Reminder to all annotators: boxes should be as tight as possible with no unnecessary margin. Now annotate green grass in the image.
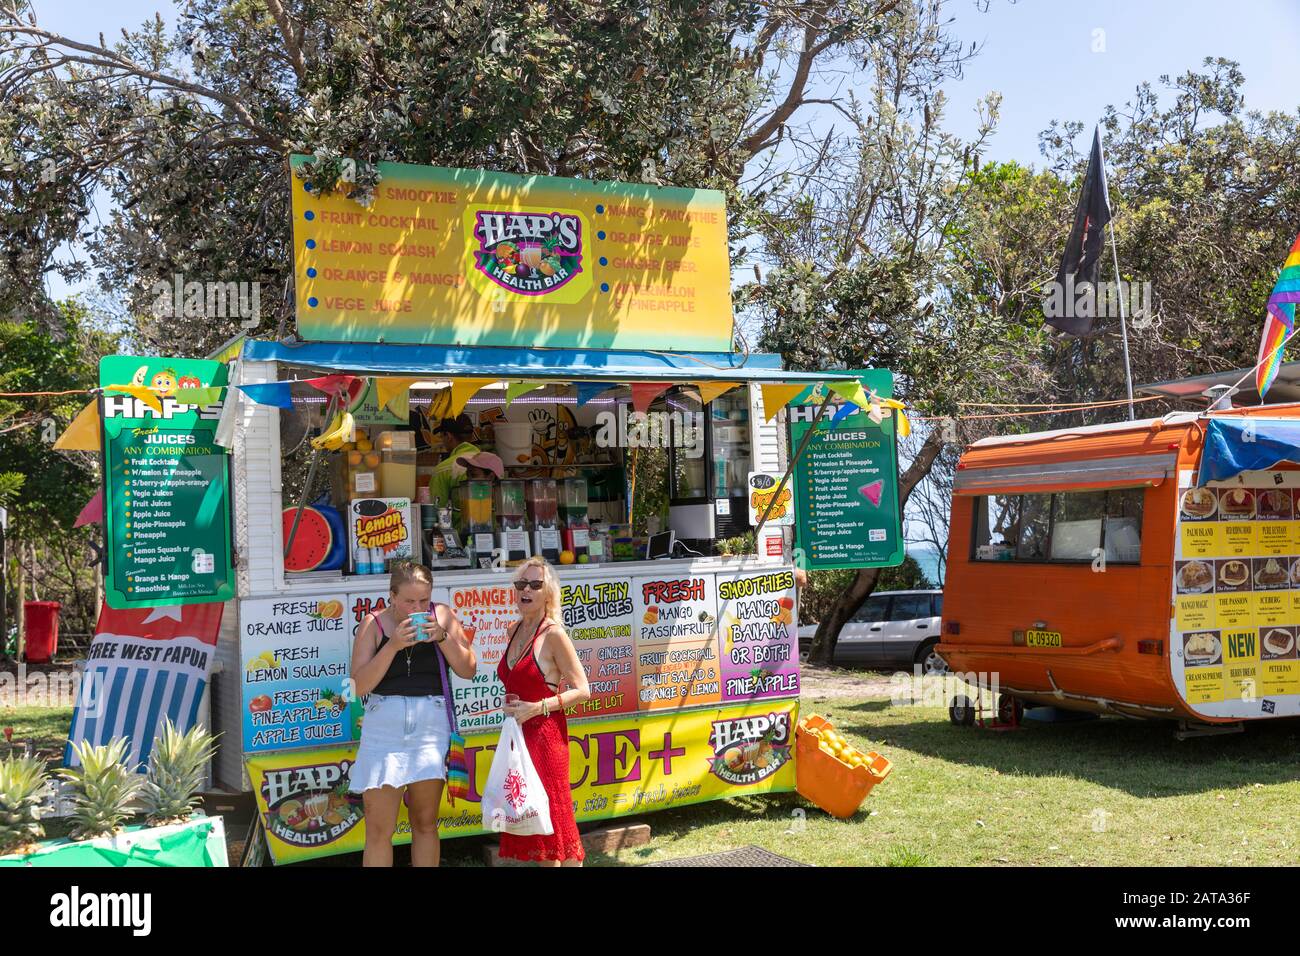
[0,704,73,763]
[440,688,1300,867]
[18,687,1300,866]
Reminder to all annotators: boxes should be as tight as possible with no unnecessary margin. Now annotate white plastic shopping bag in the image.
[481,716,554,836]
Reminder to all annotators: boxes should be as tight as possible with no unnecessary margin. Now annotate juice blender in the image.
[527,478,561,562]
[460,479,496,568]
[496,480,531,564]
[560,477,589,559]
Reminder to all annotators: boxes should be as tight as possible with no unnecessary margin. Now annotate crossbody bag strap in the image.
[431,603,457,730]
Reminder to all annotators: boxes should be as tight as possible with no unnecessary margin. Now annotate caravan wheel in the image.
[949,695,975,727]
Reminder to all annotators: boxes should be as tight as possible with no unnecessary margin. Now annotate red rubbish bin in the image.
[23,601,60,663]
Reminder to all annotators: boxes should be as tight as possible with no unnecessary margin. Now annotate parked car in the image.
[798,589,945,673]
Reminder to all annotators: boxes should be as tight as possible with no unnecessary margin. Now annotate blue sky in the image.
[34,0,1300,300]
[942,0,1300,162]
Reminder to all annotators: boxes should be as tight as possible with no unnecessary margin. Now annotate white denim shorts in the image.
[347,693,451,793]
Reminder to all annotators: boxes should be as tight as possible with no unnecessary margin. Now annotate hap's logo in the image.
[469,207,586,296]
[707,711,792,786]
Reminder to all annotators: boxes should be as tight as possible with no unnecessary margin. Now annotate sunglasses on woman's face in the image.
[514,579,545,591]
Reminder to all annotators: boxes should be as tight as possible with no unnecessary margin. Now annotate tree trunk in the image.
[809,428,946,664]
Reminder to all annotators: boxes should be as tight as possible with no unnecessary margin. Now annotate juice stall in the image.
[941,403,1300,734]
[84,158,905,862]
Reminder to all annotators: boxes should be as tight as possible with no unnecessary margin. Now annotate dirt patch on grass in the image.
[800,664,899,700]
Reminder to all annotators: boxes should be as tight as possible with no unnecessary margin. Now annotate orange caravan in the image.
[940,403,1300,734]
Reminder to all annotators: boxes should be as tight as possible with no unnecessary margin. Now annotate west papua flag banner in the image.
[1047,126,1113,337]
[65,602,223,771]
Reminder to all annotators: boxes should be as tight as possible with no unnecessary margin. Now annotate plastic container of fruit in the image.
[795,714,892,818]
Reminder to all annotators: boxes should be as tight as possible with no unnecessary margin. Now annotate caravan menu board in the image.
[1171,472,1300,718]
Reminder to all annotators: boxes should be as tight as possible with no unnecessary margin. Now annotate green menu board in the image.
[789,369,903,570]
[99,356,234,608]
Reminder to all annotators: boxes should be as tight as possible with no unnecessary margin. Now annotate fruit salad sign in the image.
[99,356,234,608]
[289,157,734,352]
[246,698,797,864]
[241,597,355,752]
[789,369,903,571]
[632,574,723,711]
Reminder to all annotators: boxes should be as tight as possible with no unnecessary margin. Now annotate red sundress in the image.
[496,620,585,862]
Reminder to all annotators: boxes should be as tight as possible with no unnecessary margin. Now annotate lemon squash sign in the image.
[289,157,734,351]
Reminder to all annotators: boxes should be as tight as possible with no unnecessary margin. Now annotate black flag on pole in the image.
[1045,126,1112,336]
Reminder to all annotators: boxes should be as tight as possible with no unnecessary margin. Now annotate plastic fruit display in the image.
[558,550,576,565]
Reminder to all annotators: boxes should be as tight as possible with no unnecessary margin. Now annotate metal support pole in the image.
[1110,219,1135,421]
[753,393,834,542]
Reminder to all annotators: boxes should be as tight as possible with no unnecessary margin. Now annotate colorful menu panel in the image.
[289,157,734,351]
[715,567,801,701]
[1172,476,1300,717]
[243,566,800,753]
[561,578,637,718]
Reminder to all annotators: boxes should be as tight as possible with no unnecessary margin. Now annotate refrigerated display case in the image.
[668,388,753,552]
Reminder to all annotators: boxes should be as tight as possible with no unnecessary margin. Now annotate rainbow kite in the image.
[1257,233,1300,398]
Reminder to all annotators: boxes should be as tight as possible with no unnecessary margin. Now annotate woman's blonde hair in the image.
[389,560,433,595]
[513,556,562,623]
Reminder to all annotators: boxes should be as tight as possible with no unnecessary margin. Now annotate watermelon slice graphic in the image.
[859,480,884,507]
[283,506,335,571]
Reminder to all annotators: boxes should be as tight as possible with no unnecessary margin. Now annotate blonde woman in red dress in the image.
[498,556,590,865]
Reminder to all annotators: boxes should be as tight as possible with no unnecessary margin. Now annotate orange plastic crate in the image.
[795,714,892,819]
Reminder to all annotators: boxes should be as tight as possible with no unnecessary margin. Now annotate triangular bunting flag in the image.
[448,378,496,418]
[693,381,742,406]
[103,384,162,414]
[878,398,911,437]
[174,386,224,407]
[505,381,547,407]
[375,377,420,414]
[575,381,614,406]
[73,488,103,528]
[760,383,808,422]
[237,381,294,409]
[305,375,360,399]
[53,400,101,451]
[827,379,872,412]
[829,402,859,429]
[631,382,672,414]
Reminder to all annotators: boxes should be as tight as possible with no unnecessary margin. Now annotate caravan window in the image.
[972,489,1143,564]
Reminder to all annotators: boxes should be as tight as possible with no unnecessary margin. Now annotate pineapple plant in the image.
[141,720,218,826]
[0,754,52,856]
[60,738,143,841]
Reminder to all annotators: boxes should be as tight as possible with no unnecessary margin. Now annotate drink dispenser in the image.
[460,479,496,568]
[527,479,561,562]
[560,477,589,559]
[496,480,531,564]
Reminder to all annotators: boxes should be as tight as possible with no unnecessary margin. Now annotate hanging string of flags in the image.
[41,372,916,454]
